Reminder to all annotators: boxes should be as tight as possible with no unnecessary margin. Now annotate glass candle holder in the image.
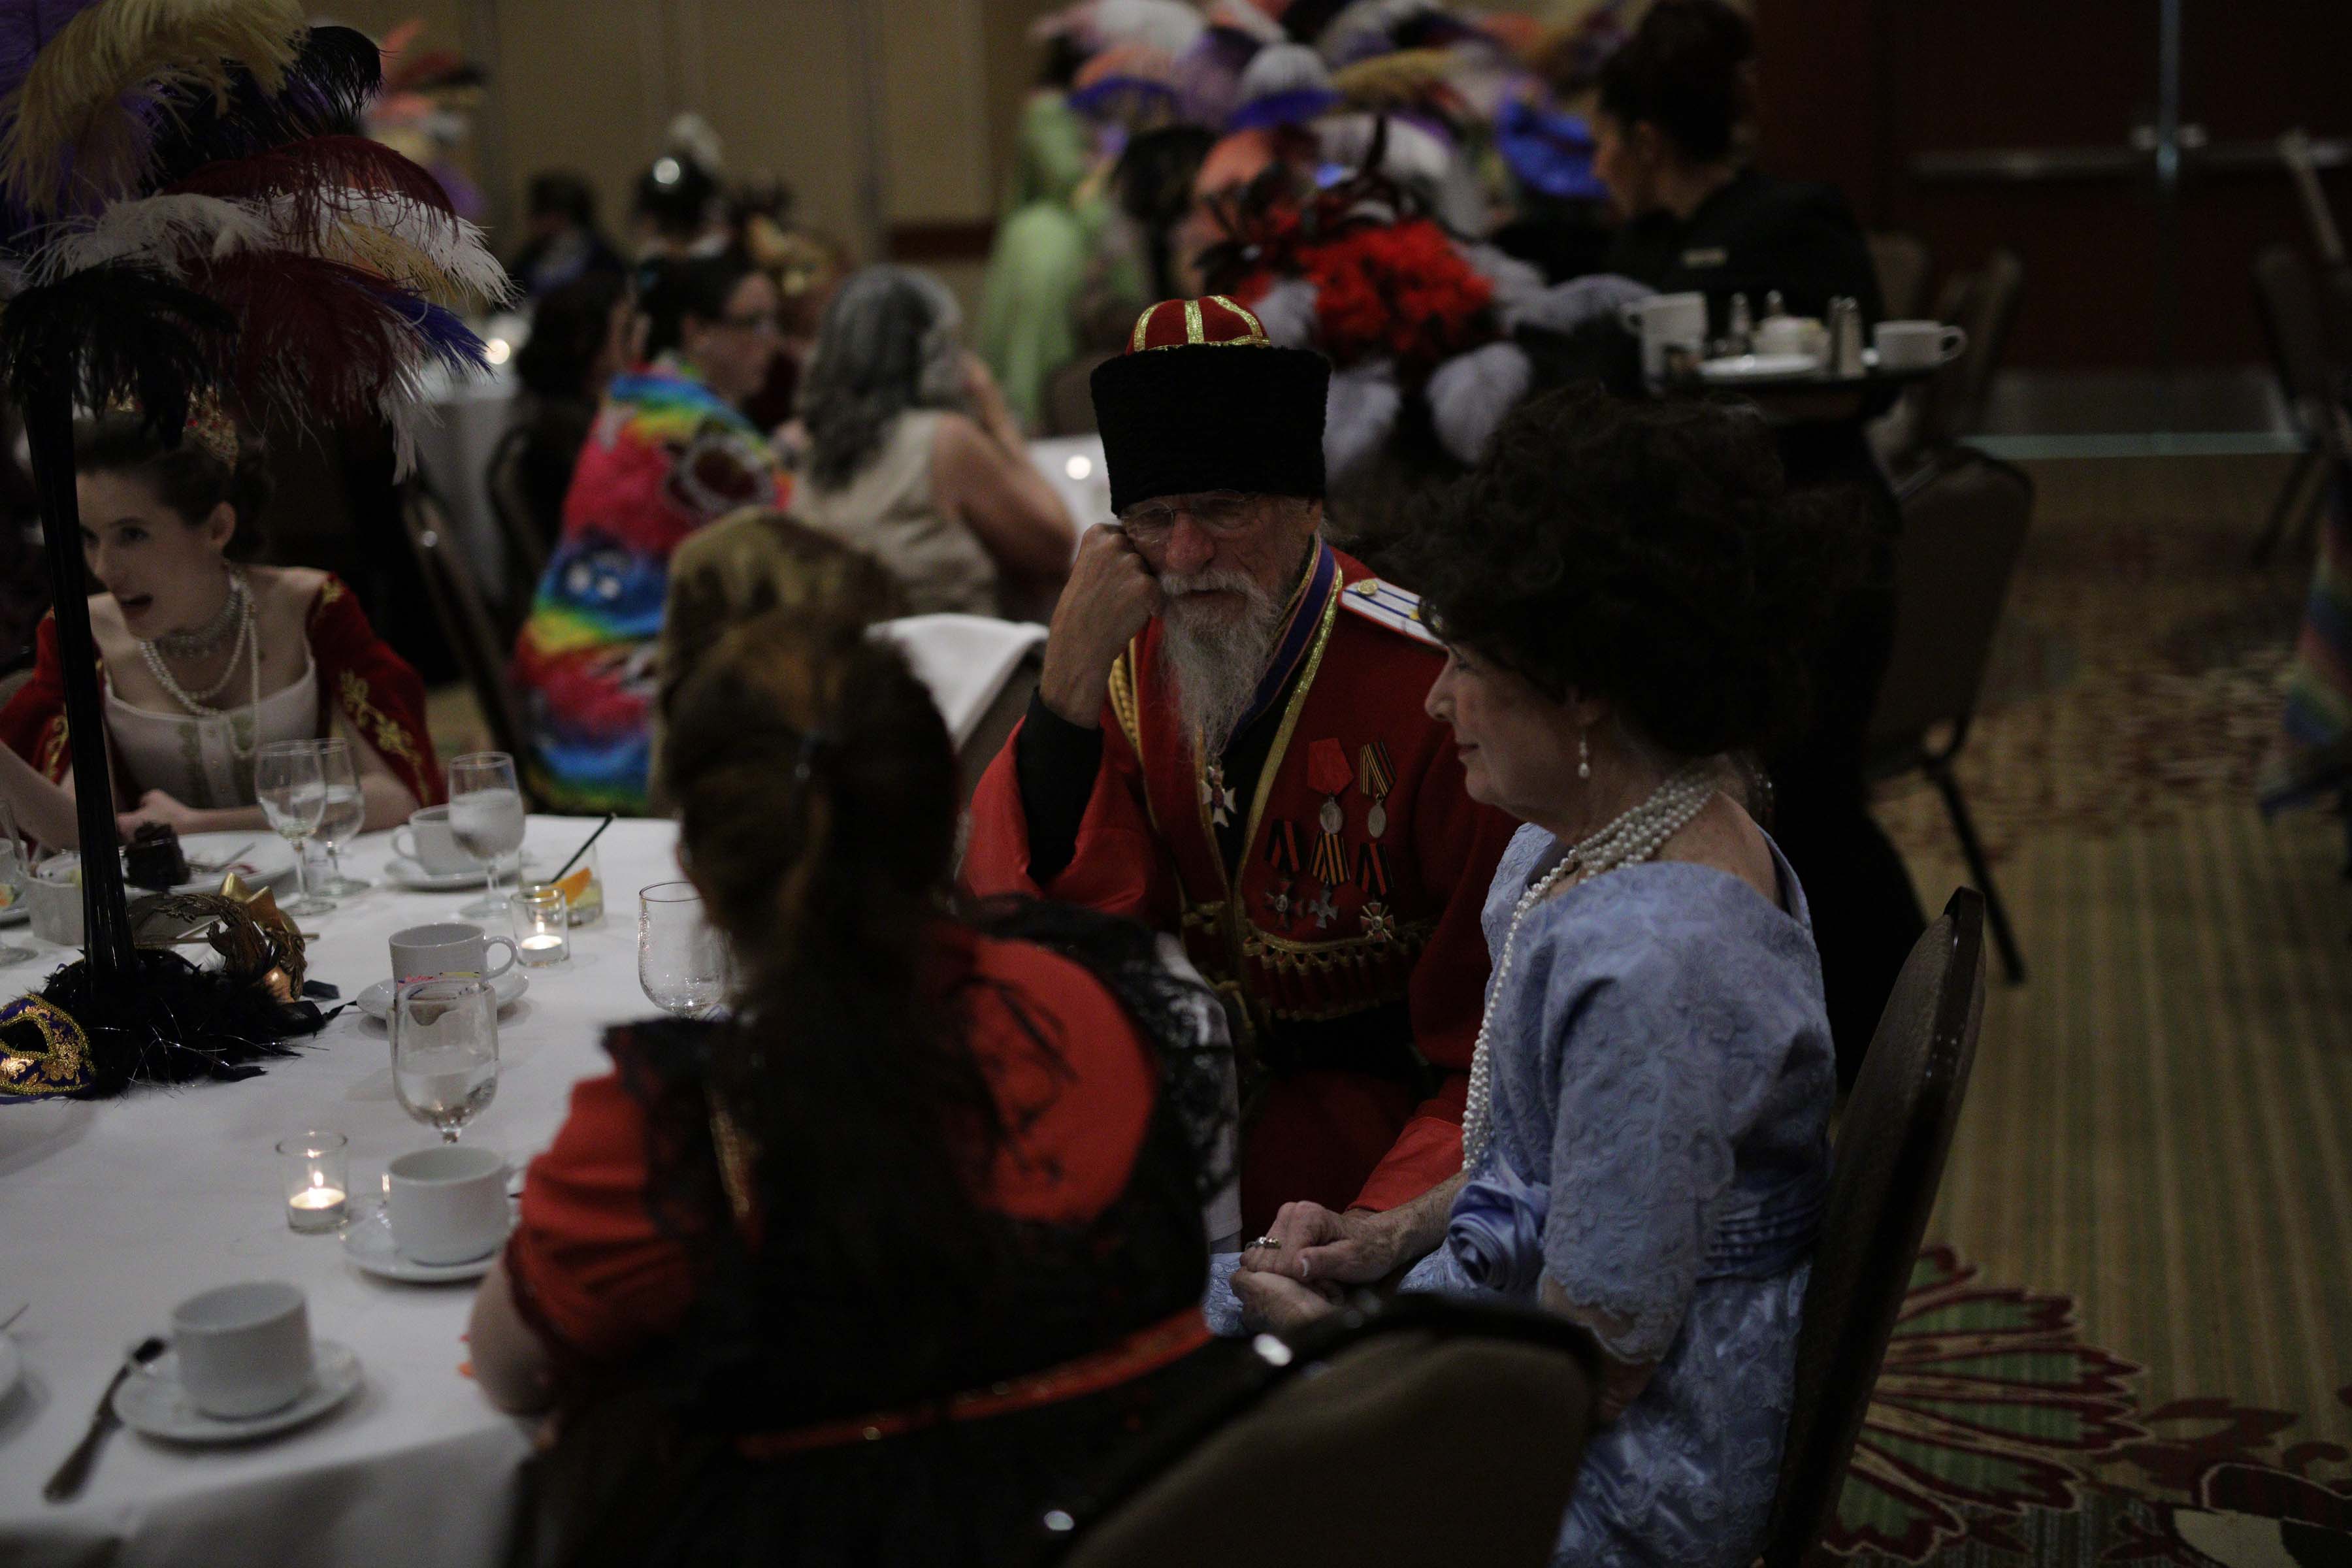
[512,885,570,967]
[279,1132,350,1232]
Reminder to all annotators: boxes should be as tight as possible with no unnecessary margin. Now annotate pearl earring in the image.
[1577,732,1591,781]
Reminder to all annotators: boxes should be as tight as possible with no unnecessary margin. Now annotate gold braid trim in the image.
[33,713,69,781]
[338,670,423,770]
[1107,649,1142,757]
[1243,920,1437,970]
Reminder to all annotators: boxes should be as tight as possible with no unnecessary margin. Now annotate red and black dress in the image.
[502,923,1241,1567]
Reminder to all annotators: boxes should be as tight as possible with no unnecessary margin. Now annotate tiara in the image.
[102,391,239,466]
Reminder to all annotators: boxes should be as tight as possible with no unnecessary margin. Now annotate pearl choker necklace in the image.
[138,572,262,753]
[148,572,247,659]
[1460,762,1720,1168]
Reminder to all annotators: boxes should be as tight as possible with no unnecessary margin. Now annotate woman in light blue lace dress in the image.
[1220,385,1854,1565]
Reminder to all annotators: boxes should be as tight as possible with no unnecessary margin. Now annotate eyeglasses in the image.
[1119,492,1262,543]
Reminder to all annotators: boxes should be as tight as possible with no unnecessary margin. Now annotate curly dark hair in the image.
[1392,383,1863,759]
[1596,0,1756,165]
[73,412,274,561]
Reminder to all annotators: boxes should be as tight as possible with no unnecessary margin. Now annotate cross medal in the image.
[1200,760,1237,828]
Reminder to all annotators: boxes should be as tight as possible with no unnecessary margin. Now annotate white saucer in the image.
[0,1333,19,1405]
[0,901,25,928]
[1699,351,1823,381]
[114,1341,361,1443]
[382,853,532,892]
[168,831,297,893]
[353,970,529,1021]
[342,1206,504,1282]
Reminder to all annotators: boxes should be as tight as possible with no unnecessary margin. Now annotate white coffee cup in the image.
[389,921,517,985]
[386,1145,510,1265]
[392,806,473,876]
[1872,319,1967,370]
[171,1281,314,1419]
[1618,291,1708,380]
[1754,314,1827,360]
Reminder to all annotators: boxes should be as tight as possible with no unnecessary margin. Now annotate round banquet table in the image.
[0,815,679,1568]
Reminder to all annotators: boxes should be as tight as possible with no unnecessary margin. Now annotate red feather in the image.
[185,250,420,426]
[166,135,455,239]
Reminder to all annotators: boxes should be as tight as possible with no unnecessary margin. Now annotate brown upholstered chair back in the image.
[399,483,533,774]
[483,423,552,634]
[2253,245,2340,431]
[1759,889,1987,1566]
[1914,250,2023,450]
[1869,450,2033,759]
[958,649,1041,806]
[1056,1301,1600,1568]
[1866,232,1933,321]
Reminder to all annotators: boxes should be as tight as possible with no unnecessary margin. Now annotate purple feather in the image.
[0,0,112,105]
[364,282,490,376]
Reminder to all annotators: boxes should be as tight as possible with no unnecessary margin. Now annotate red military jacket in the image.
[963,546,1516,1213]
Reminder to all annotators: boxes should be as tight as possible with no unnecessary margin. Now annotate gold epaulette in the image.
[1339,578,1442,648]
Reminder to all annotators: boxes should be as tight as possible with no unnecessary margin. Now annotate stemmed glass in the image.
[253,740,333,917]
[0,800,37,966]
[311,738,370,897]
[391,978,499,1143]
[448,752,527,921]
[638,882,732,1019]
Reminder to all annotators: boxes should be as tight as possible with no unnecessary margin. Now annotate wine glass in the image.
[311,738,370,897]
[391,978,499,1143]
[253,740,333,917]
[0,800,36,966]
[448,752,527,920]
[638,882,731,1019]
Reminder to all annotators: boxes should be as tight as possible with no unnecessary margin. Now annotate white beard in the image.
[1159,568,1286,749]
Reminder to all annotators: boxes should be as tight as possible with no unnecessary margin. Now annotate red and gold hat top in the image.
[1127,295,1273,353]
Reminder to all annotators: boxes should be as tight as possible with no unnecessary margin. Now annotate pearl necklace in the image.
[138,574,263,754]
[150,572,246,659]
[1460,762,1720,1168]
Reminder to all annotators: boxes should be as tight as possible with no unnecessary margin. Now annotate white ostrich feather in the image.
[1458,242,1546,315]
[1207,0,1284,43]
[29,193,272,282]
[1315,0,1433,63]
[1092,0,1207,55]
[1236,41,1331,103]
[1249,278,1320,348]
[1426,340,1531,466]
[1324,359,1401,483]
[258,191,510,310]
[1503,273,1656,336]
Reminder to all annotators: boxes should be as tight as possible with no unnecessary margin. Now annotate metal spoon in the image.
[43,1337,168,1503]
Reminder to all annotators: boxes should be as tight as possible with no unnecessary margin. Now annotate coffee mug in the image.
[1618,291,1708,380]
[389,921,517,985]
[391,806,472,876]
[1872,319,1967,370]
[1754,314,1827,360]
[171,1281,314,1419]
[386,1145,510,1264]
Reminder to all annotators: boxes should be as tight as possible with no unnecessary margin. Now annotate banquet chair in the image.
[1912,250,2023,457]
[957,649,1040,804]
[483,423,552,632]
[1047,1296,1601,1568]
[1757,887,1987,1568]
[399,482,535,776]
[1865,232,1933,321]
[1868,448,2033,983]
[2251,245,2338,566]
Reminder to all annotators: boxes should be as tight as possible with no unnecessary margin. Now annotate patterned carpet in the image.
[1833,453,2352,1567]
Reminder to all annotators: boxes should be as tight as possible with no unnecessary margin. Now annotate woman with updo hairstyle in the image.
[0,408,438,852]
[509,249,791,813]
[1228,386,1842,1567]
[471,609,1241,1565]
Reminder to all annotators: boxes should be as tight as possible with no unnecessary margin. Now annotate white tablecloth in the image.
[0,816,676,1567]
[413,361,523,602]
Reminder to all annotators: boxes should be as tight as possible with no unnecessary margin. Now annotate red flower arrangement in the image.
[1293,218,1494,378]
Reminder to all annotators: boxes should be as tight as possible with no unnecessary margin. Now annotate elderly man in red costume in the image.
[962,295,1516,1272]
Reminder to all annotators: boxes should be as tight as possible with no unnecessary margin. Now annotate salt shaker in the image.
[1725,293,1754,356]
[1763,289,1787,321]
[1826,297,1866,377]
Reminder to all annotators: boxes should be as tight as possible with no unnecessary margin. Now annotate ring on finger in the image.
[1247,1235,1282,1251]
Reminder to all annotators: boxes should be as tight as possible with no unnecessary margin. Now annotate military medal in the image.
[1264,822,1304,924]
[1200,760,1237,828]
[1358,740,1394,840]
[1305,738,1352,886]
[1358,902,1397,943]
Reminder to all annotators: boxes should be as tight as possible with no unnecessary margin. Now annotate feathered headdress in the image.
[0,1,508,1085]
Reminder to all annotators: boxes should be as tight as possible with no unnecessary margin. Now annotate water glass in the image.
[312,738,370,896]
[0,799,34,966]
[391,978,499,1143]
[254,740,333,916]
[511,885,569,967]
[638,882,730,1019]
[278,1131,350,1232]
[448,752,527,920]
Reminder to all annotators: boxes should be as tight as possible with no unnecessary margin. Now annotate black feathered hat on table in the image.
[1090,293,1331,514]
[0,2,508,1094]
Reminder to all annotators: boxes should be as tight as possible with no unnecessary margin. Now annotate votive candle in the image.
[512,884,570,967]
[279,1132,349,1232]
